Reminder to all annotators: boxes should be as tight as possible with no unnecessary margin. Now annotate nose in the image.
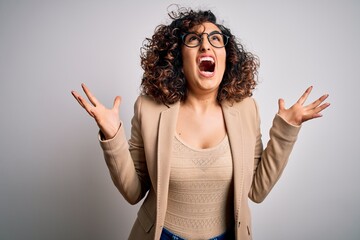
[200,34,211,51]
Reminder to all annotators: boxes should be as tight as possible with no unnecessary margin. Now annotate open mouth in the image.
[199,56,215,74]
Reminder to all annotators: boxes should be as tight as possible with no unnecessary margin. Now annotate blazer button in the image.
[238,221,241,228]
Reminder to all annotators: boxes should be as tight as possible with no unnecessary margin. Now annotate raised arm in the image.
[71,84,147,204]
[249,86,330,203]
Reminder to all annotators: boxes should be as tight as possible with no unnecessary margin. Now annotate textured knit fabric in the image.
[164,134,233,239]
[99,96,301,240]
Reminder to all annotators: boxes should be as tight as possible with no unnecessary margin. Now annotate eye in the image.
[187,34,200,42]
[210,33,222,42]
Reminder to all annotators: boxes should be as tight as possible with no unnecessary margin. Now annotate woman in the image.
[71,8,329,240]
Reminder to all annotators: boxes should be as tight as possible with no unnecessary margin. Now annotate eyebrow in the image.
[189,30,222,35]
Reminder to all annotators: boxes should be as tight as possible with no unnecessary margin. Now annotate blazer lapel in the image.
[155,101,180,238]
[221,101,245,223]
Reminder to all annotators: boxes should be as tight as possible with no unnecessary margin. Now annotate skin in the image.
[71,23,330,143]
[177,22,227,149]
[72,83,121,140]
[181,22,226,101]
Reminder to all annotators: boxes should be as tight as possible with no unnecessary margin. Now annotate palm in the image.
[278,86,330,126]
[71,84,121,139]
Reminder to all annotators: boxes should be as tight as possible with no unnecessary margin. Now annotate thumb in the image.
[278,98,285,111]
[113,96,122,110]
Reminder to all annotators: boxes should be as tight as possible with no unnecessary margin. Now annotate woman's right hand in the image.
[71,83,121,140]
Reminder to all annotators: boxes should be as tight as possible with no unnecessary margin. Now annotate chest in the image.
[176,105,227,149]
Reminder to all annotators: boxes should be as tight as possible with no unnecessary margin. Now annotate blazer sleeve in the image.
[248,100,301,203]
[99,96,150,205]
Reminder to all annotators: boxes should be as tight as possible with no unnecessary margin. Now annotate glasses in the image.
[181,31,229,48]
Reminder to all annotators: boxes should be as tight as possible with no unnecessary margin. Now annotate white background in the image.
[0,0,359,239]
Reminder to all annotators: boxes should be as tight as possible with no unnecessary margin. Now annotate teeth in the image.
[199,57,214,63]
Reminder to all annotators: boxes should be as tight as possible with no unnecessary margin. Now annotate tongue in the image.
[199,61,214,72]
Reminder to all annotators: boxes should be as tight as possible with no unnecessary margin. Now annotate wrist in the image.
[102,122,121,140]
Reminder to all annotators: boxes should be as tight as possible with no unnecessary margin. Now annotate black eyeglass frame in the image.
[181,32,230,48]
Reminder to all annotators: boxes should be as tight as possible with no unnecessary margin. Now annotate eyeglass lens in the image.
[183,33,227,48]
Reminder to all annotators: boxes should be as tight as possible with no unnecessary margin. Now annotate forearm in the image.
[249,114,301,203]
[100,123,144,205]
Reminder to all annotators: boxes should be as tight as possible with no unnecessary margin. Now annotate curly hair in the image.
[140,6,259,104]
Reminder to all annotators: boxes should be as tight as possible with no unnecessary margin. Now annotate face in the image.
[181,22,227,98]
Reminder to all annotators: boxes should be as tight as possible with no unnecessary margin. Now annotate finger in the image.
[305,94,329,110]
[302,111,323,123]
[297,86,313,105]
[75,93,95,118]
[81,83,100,107]
[313,102,330,114]
[278,98,285,111]
[71,90,85,108]
[311,113,323,119]
[113,96,122,110]
[303,102,330,122]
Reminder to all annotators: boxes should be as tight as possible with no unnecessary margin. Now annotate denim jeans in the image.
[160,227,233,240]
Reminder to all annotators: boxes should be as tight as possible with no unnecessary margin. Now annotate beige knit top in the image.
[164,134,234,239]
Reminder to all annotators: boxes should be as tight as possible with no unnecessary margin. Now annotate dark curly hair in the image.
[140,6,259,104]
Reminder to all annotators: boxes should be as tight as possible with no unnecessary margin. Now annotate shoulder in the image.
[223,97,258,113]
[134,95,169,111]
[133,95,179,119]
[222,97,260,126]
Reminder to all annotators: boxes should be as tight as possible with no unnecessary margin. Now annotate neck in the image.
[182,92,219,113]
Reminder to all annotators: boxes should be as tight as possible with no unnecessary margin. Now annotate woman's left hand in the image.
[278,86,330,126]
